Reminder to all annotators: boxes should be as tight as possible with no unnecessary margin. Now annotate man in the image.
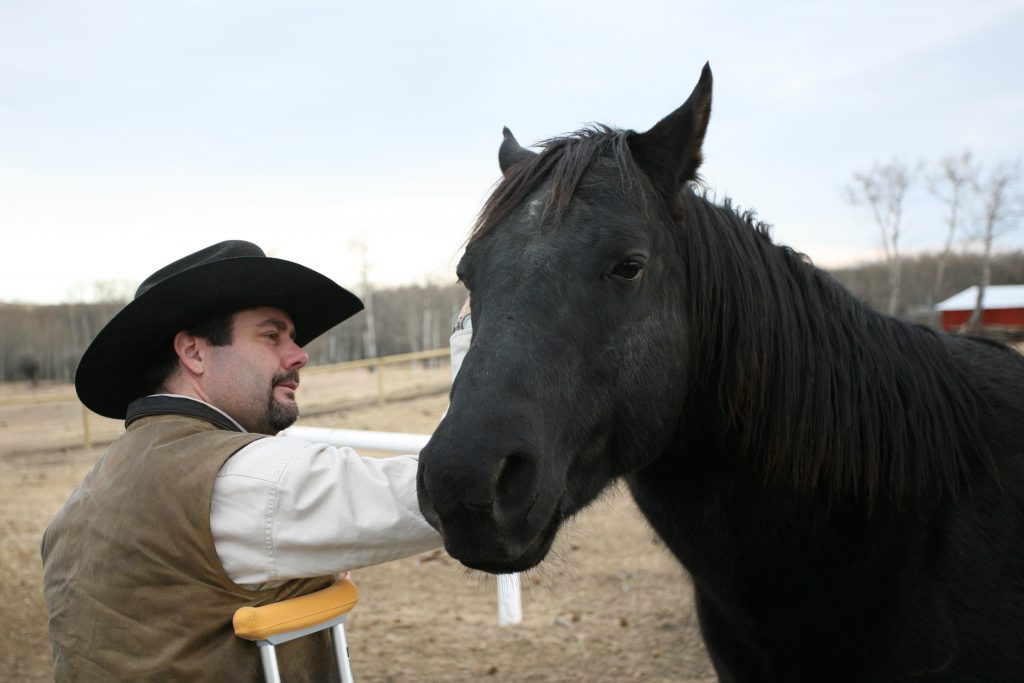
[41,240,470,682]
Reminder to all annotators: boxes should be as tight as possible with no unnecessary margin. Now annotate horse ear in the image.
[629,63,712,197]
[499,127,538,174]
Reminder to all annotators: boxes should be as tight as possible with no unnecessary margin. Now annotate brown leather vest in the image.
[41,398,339,682]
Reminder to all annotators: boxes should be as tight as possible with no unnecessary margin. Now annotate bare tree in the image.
[348,237,378,360]
[966,160,1024,333]
[845,159,918,315]
[928,151,979,324]
[91,279,136,304]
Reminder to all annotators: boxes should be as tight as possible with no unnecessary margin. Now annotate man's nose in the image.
[285,340,309,369]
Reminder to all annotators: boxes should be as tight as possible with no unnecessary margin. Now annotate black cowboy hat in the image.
[75,240,364,419]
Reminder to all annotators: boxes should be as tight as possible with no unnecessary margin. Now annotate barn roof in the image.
[935,285,1024,311]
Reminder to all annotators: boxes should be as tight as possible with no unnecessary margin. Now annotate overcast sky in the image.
[2,0,1022,303]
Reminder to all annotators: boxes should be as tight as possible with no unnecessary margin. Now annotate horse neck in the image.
[677,196,982,504]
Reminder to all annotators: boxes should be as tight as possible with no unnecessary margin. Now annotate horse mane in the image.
[684,198,990,503]
[471,126,989,504]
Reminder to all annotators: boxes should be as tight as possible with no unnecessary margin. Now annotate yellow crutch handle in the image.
[233,578,359,642]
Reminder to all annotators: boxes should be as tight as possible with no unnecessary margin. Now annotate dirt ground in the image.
[0,364,715,682]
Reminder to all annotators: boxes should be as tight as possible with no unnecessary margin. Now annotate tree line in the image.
[1,282,467,385]
[4,248,1023,385]
[830,249,1024,324]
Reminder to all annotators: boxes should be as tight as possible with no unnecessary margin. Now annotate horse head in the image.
[417,66,713,573]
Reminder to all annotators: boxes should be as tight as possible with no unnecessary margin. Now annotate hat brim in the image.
[75,255,364,419]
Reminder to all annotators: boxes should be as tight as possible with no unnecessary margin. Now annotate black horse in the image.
[417,65,1024,682]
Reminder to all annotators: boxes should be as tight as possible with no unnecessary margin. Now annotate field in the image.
[0,363,715,682]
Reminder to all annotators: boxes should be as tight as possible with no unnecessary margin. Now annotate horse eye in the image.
[610,259,645,281]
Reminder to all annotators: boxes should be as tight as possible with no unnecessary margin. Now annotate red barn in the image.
[936,285,1024,332]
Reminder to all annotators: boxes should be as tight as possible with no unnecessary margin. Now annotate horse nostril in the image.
[493,451,538,517]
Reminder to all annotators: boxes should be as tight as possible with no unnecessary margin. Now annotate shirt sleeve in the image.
[211,437,442,587]
[450,328,472,379]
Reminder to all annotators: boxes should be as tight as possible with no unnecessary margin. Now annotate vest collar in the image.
[125,395,247,433]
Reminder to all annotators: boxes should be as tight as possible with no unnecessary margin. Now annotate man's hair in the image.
[142,312,236,395]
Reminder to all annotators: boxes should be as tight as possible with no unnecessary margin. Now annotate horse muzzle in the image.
[417,427,565,573]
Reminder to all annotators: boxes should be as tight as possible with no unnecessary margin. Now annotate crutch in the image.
[233,577,359,683]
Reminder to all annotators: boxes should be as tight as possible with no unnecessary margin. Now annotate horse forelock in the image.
[470,125,657,244]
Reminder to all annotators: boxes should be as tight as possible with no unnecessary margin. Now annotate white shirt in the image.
[209,329,471,590]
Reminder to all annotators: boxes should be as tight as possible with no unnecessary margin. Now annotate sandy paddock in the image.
[0,363,713,682]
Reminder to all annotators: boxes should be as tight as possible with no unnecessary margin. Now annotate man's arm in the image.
[211,324,470,589]
[212,438,439,588]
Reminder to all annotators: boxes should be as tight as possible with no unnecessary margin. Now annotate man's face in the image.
[203,307,309,435]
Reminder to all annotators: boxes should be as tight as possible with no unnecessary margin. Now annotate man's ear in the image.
[172,330,207,376]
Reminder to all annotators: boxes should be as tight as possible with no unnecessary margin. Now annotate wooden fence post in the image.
[376,358,386,406]
[81,404,92,449]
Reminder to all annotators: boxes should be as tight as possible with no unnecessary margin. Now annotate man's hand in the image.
[453,295,471,333]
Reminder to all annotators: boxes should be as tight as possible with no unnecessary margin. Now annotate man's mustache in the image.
[272,370,300,387]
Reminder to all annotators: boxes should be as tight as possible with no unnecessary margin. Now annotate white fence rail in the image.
[283,426,431,453]
[281,425,523,626]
